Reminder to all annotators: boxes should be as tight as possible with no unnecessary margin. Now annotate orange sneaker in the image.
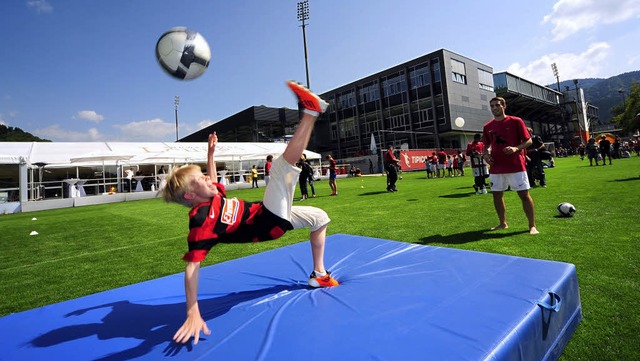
[287,81,329,115]
[308,271,339,288]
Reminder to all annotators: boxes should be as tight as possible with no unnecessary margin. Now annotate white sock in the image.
[314,270,327,277]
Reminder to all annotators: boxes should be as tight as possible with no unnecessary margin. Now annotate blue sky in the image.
[1,0,639,142]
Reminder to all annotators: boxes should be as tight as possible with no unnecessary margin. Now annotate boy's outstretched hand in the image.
[173,313,211,344]
[208,132,217,152]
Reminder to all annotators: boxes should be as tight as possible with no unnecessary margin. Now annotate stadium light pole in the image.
[297,0,311,89]
[573,79,585,146]
[551,63,561,92]
[174,96,180,142]
[550,63,567,140]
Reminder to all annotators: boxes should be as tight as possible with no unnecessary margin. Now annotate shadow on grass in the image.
[358,191,392,196]
[417,229,529,245]
[439,192,477,199]
[609,177,640,182]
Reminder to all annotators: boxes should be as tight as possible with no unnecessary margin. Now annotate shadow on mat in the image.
[30,284,306,361]
[418,229,529,245]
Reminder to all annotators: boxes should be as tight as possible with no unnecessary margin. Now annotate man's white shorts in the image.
[489,171,530,192]
[262,156,330,232]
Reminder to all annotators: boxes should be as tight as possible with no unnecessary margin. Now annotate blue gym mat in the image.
[0,234,582,361]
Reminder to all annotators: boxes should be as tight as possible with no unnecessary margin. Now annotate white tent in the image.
[0,141,320,166]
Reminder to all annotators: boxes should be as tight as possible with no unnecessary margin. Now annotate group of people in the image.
[584,135,615,166]
[423,151,466,179]
[155,82,543,346]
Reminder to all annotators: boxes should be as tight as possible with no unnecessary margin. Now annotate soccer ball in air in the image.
[155,27,211,80]
[557,202,576,217]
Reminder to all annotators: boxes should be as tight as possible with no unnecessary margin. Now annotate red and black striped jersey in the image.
[183,187,293,262]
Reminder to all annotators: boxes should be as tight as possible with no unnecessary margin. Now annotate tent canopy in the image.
[0,142,321,166]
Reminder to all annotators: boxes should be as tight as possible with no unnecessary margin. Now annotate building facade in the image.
[180,106,301,143]
[313,49,495,158]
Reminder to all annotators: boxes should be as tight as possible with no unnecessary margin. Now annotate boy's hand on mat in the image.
[173,315,211,344]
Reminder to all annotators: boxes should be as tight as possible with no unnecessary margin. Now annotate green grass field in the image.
[1,155,639,360]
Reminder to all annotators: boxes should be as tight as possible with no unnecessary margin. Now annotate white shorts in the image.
[437,164,445,170]
[489,171,530,192]
[262,157,330,232]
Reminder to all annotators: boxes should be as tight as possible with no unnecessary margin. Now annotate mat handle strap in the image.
[537,291,562,312]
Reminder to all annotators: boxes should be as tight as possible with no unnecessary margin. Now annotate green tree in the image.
[611,82,640,134]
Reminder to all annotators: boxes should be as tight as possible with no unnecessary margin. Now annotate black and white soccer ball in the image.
[156,27,211,80]
[557,202,576,217]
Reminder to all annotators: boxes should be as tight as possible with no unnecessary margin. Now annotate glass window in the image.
[382,73,407,97]
[451,59,466,84]
[478,68,494,91]
[358,81,380,104]
[409,63,430,89]
[338,90,355,109]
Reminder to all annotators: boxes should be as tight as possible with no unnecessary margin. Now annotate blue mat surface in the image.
[0,234,581,361]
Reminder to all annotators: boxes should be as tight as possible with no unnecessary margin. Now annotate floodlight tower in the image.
[174,96,180,142]
[573,79,585,146]
[297,0,311,89]
[551,63,567,141]
[551,63,561,92]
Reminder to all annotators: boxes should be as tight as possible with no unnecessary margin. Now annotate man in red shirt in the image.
[264,154,273,185]
[436,149,447,178]
[482,97,539,235]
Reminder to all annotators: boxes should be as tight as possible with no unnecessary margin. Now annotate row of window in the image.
[333,59,493,111]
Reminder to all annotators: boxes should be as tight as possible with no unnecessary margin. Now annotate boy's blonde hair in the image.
[161,164,201,207]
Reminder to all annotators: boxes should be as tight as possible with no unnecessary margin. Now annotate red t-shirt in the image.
[466,141,485,168]
[482,116,530,174]
[264,161,272,176]
[183,183,293,262]
[437,151,447,164]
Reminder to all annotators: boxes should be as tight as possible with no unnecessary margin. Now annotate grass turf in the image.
[1,155,639,360]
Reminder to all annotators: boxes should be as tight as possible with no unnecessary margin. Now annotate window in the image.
[382,73,407,97]
[337,90,355,109]
[359,82,380,104]
[389,114,407,129]
[409,64,430,89]
[451,59,466,84]
[478,68,494,91]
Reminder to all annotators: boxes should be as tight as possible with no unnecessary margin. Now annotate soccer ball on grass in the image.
[557,202,576,217]
[156,27,211,80]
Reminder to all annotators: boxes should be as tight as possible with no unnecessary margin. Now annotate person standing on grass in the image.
[161,81,339,345]
[326,154,338,196]
[264,155,273,186]
[482,96,539,235]
[586,137,599,166]
[525,127,547,188]
[599,135,612,166]
[466,133,488,194]
[384,144,400,192]
[251,165,259,188]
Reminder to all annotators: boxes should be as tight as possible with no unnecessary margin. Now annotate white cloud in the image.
[34,125,102,142]
[197,119,216,130]
[507,42,611,85]
[27,0,53,14]
[73,110,104,123]
[0,115,6,126]
[114,118,176,141]
[544,0,640,41]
